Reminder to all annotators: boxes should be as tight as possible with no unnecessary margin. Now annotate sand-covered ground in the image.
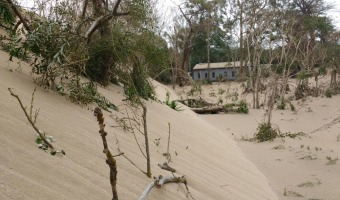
[0,50,278,199]
[175,81,340,200]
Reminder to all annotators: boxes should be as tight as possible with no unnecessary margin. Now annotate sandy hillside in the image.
[0,50,278,200]
[176,82,340,200]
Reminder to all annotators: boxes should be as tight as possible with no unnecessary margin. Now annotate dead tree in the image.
[94,107,119,200]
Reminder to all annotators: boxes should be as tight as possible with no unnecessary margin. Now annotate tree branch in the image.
[8,88,54,149]
[94,107,118,200]
[158,162,176,173]
[6,0,31,32]
[84,0,128,40]
[139,175,186,200]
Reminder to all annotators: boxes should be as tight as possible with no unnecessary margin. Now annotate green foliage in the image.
[218,88,225,95]
[164,92,182,111]
[283,188,303,197]
[35,133,65,156]
[277,98,286,110]
[255,123,278,142]
[289,102,296,112]
[86,35,117,85]
[187,81,203,96]
[296,70,314,81]
[326,156,338,165]
[237,100,249,114]
[279,132,305,139]
[325,89,332,98]
[0,2,15,26]
[68,81,117,112]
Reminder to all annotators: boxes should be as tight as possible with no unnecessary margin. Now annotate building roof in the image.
[193,61,242,70]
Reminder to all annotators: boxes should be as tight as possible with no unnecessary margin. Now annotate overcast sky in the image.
[19,0,340,29]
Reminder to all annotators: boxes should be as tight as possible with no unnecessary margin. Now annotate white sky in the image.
[19,0,340,29]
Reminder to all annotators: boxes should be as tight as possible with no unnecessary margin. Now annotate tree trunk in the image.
[331,69,337,86]
[142,105,151,178]
[238,0,245,81]
[267,75,279,125]
[315,74,319,97]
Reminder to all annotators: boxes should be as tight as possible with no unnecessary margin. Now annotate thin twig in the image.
[8,88,54,149]
[166,123,171,163]
[113,132,147,175]
[29,86,37,120]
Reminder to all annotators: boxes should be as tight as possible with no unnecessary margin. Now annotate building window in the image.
[212,72,215,78]
[205,73,208,78]
[232,71,235,77]
[197,73,200,79]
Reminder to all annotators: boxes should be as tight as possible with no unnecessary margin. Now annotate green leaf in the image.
[35,137,43,144]
[50,150,57,156]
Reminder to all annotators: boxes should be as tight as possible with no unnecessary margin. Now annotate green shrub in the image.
[325,89,332,98]
[68,81,117,111]
[289,102,296,112]
[237,100,249,114]
[255,123,278,142]
[164,92,182,111]
[218,88,225,95]
[277,98,286,110]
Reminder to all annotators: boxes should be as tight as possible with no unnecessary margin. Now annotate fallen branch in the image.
[158,162,176,173]
[191,106,223,114]
[94,107,119,200]
[166,123,171,163]
[139,175,186,200]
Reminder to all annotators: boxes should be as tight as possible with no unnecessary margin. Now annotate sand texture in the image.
[175,81,340,200]
[0,50,277,200]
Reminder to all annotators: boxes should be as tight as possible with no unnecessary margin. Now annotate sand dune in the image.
[179,82,340,199]
[0,50,277,200]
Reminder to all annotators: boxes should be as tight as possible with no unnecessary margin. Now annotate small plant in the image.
[297,181,315,187]
[307,107,313,112]
[279,132,305,139]
[289,102,296,112]
[325,89,332,98]
[237,100,249,114]
[272,145,285,150]
[164,92,182,111]
[209,92,216,97]
[218,88,225,95]
[68,81,117,112]
[300,155,317,160]
[153,138,161,147]
[283,188,303,197]
[326,156,338,165]
[187,81,202,96]
[9,88,65,156]
[277,98,286,110]
[298,179,322,188]
[255,123,278,142]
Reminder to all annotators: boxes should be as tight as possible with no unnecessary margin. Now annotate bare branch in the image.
[139,175,187,200]
[8,88,54,149]
[94,107,118,200]
[158,162,176,173]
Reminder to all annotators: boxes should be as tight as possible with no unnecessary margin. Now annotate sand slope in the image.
[0,50,277,200]
[189,82,340,200]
